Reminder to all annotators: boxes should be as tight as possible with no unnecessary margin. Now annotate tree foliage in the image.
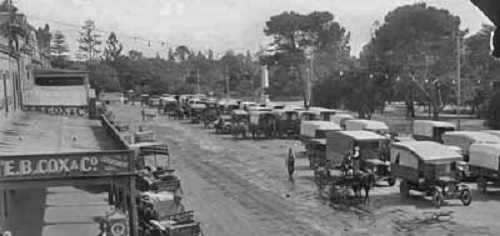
[50,30,69,68]
[78,20,102,61]
[264,11,350,106]
[360,3,465,120]
[103,32,123,61]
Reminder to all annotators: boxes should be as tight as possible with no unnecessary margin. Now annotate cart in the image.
[469,143,500,193]
[231,110,250,139]
[412,120,456,143]
[391,141,472,208]
[214,115,232,134]
[326,130,394,186]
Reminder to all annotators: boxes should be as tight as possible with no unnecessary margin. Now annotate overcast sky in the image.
[17,0,492,58]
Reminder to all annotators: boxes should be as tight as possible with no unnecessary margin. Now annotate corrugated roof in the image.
[392,141,463,163]
[337,130,387,140]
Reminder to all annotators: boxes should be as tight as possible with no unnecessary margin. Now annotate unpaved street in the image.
[111,105,499,236]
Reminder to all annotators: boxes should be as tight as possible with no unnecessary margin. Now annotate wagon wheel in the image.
[399,180,410,200]
[432,189,443,209]
[460,189,472,206]
[477,177,487,193]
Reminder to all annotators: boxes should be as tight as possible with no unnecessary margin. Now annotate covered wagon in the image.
[326,130,393,186]
[412,120,456,143]
[391,141,472,208]
[469,143,500,193]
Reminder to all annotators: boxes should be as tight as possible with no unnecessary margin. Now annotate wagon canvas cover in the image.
[326,130,387,165]
[390,141,463,169]
[413,120,456,137]
[300,121,341,138]
[331,114,353,126]
[345,119,389,132]
[442,131,500,155]
[469,143,500,171]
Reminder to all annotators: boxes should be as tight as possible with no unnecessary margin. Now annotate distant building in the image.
[99,92,126,105]
[0,2,51,120]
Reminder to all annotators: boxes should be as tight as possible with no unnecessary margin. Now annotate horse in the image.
[351,173,373,205]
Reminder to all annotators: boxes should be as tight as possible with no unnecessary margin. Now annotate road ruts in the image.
[152,123,374,236]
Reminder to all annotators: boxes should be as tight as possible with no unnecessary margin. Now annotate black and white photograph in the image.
[0,0,500,235]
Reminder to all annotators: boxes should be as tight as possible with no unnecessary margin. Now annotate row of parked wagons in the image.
[150,95,500,208]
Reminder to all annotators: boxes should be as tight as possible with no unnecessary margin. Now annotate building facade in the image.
[0,9,51,121]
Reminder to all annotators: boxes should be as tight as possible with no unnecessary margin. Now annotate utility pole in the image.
[225,68,230,99]
[196,69,200,94]
[310,50,314,107]
[457,34,461,130]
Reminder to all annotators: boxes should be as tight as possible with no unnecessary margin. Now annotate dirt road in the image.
[111,105,498,236]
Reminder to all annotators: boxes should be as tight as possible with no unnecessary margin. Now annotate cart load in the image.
[442,131,500,160]
[139,191,183,220]
[149,211,202,236]
[390,141,471,208]
[412,120,456,143]
[345,119,390,135]
[331,114,354,129]
[300,121,341,140]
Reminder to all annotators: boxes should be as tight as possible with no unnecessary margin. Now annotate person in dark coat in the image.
[287,147,296,180]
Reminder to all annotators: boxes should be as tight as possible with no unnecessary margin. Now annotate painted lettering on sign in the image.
[24,106,89,117]
[0,151,132,181]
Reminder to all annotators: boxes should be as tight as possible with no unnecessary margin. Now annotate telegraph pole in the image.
[196,69,200,94]
[310,50,314,107]
[225,68,230,99]
[457,34,461,130]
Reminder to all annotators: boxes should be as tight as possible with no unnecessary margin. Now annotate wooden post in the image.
[128,176,139,236]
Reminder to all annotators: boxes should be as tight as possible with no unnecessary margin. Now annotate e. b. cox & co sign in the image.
[0,150,133,181]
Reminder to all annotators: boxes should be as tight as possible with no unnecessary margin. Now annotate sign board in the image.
[24,105,89,117]
[0,150,134,181]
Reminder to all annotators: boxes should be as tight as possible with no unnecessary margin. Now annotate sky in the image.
[15,0,493,58]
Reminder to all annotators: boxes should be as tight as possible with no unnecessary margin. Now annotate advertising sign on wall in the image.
[0,150,133,181]
[23,105,89,117]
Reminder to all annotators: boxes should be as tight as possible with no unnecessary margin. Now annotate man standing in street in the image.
[287,146,296,181]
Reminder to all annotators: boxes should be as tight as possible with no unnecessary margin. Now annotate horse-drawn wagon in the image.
[231,110,250,139]
[412,120,456,143]
[326,130,394,186]
[189,104,206,124]
[274,109,300,138]
[331,114,354,130]
[391,141,472,208]
[249,108,275,139]
[214,115,233,134]
[469,143,500,193]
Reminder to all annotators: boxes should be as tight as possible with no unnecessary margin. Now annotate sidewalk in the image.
[0,112,117,236]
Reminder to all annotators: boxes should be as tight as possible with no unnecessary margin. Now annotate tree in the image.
[50,31,70,68]
[263,11,350,107]
[360,3,465,120]
[78,20,102,62]
[128,50,144,61]
[168,47,175,61]
[89,63,121,95]
[102,32,123,61]
[175,45,190,62]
